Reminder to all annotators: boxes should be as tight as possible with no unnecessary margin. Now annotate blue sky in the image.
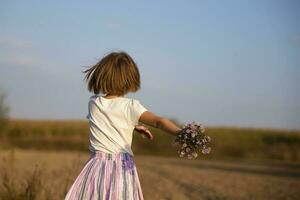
[0,0,299,130]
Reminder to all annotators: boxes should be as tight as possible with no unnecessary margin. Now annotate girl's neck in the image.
[103,94,124,99]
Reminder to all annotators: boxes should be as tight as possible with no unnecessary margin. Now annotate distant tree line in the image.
[0,90,10,132]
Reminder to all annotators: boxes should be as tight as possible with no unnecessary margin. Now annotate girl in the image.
[64,51,182,200]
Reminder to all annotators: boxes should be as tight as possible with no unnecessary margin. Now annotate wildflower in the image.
[185,147,190,152]
[205,136,211,142]
[173,121,211,159]
[191,125,197,131]
[202,147,211,154]
[200,125,205,133]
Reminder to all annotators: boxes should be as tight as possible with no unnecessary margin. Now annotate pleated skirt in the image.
[64,151,144,200]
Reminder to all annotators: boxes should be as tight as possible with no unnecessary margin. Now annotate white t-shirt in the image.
[86,94,148,156]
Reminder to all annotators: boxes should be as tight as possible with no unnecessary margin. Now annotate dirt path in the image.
[136,155,300,200]
[0,149,299,200]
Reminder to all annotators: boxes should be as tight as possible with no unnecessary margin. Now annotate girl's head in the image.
[83,51,140,96]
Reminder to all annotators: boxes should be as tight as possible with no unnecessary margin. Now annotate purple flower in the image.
[202,147,211,154]
[173,121,211,159]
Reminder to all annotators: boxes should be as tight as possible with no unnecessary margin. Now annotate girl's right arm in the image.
[138,111,182,136]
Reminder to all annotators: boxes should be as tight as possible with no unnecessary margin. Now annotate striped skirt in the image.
[64,151,144,200]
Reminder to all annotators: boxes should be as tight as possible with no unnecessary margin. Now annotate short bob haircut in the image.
[82,51,141,96]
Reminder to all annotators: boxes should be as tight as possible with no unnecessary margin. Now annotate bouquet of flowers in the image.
[173,121,211,159]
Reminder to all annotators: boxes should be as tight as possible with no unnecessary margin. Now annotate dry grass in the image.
[0,149,299,200]
[0,149,84,200]
[1,119,300,162]
[1,119,300,199]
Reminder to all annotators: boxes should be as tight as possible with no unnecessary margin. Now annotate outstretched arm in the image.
[138,111,182,136]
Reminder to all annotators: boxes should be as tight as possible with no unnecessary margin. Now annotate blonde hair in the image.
[82,51,141,95]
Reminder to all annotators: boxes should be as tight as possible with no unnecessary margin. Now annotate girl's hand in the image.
[134,125,154,140]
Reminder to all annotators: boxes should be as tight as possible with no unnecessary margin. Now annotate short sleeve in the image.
[86,101,91,119]
[86,96,94,120]
[129,99,148,126]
